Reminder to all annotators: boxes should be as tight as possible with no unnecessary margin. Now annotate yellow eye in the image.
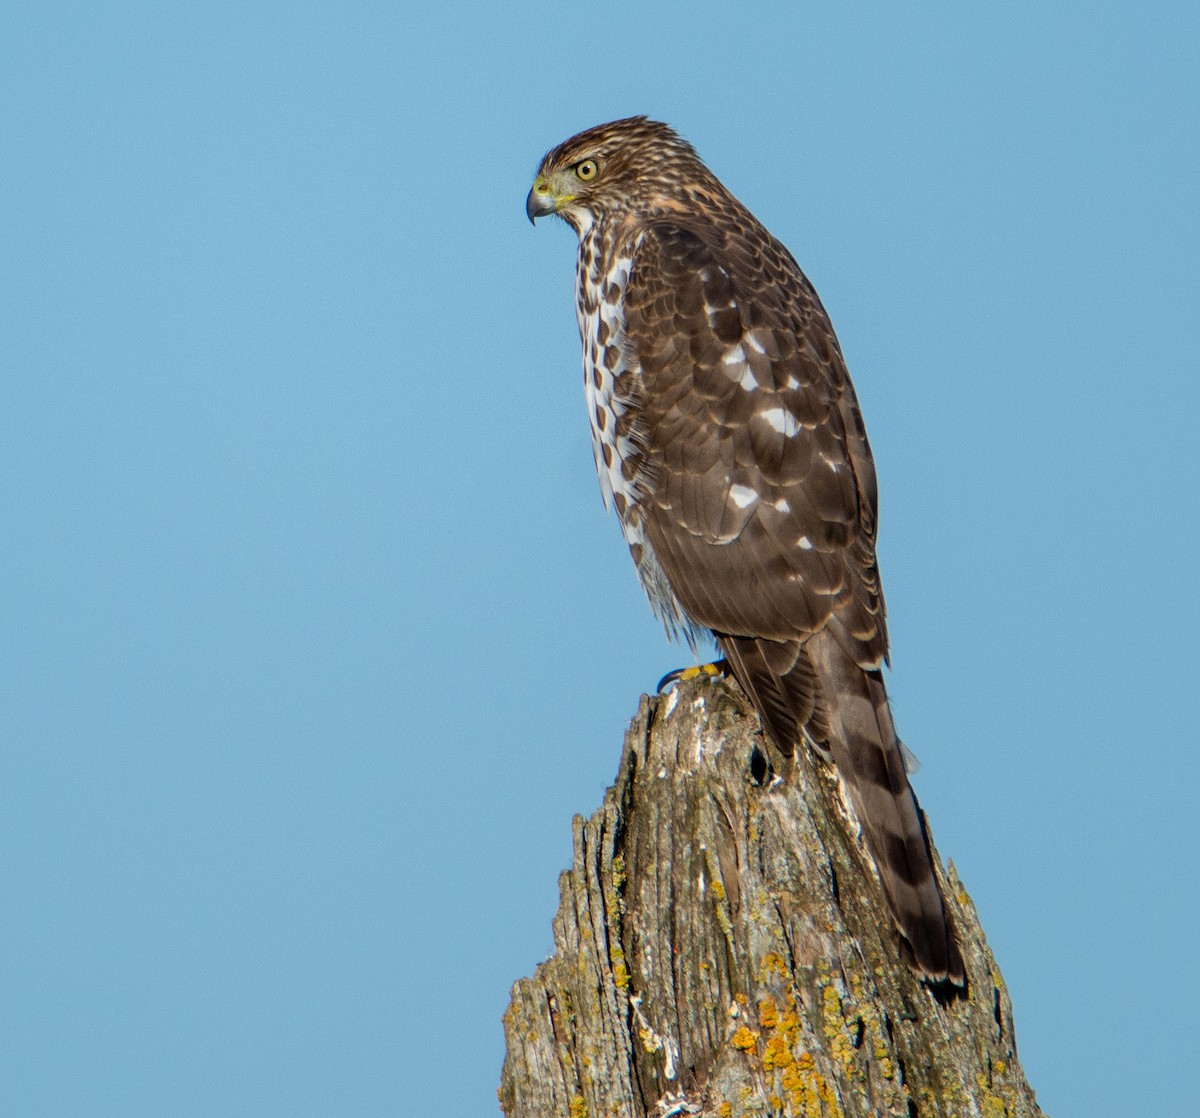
[575,159,599,182]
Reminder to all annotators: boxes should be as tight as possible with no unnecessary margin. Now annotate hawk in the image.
[527,117,963,984]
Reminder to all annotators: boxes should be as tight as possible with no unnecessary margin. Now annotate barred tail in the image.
[720,630,964,984]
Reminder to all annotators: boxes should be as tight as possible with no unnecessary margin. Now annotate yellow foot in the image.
[656,659,730,693]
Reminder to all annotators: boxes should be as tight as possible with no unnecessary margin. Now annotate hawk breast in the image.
[577,227,698,645]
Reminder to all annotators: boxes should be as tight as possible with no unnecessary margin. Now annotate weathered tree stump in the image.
[499,676,1044,1118]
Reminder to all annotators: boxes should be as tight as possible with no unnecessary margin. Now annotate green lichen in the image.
[820,984,857,1078]
[611,853,626,893]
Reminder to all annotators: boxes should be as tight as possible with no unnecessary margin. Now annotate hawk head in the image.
[526,116,707,233]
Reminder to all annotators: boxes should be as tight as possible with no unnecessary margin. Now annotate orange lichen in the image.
[638,1027,662,1055]
[759,952,789,980]
[610,944,630,990]
[730,1026,759,1052]
[762,1033,792,1072]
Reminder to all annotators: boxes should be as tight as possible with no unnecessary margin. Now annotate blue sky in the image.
[2,2,1197,1115]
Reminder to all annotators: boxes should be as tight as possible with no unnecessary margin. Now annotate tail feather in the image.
[718,629,964,984]
[719,634,829,756]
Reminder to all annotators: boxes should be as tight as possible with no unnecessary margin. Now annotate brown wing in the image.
[621,221,888,672]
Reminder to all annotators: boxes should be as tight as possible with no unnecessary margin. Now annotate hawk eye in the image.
[575,159,599,182]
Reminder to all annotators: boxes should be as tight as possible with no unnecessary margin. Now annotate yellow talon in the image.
[657,660,730,692]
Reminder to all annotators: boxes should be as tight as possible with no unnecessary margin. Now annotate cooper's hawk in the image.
[527,117,963,984]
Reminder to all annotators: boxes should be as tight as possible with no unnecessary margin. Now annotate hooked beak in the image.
[526,177,564,224]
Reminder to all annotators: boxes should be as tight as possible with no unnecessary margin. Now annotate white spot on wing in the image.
[705,298,735,329]
[819,452,842,472]
[722,343,759,391]
[762,407,800,437]
[797,535,813,549]
[729,484,758,509]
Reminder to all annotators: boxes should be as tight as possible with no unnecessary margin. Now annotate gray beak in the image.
[526,183,558,225]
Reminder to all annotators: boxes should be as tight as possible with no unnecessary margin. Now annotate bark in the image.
[499,677,1045,1118]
